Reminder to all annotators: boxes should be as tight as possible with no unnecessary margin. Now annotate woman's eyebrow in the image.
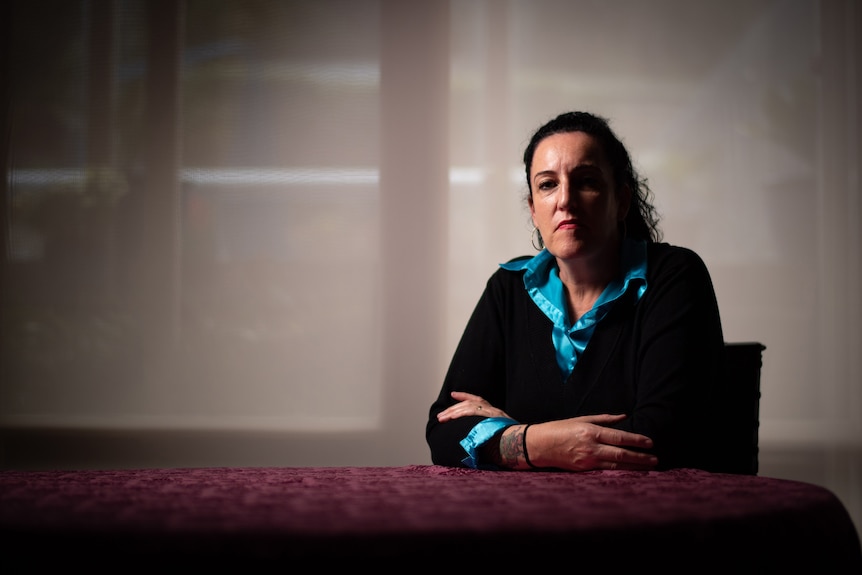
[533,169,557,181]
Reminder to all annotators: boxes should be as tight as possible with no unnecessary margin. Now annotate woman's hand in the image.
[525,414,657,471]
[436,391,512,421]
[436,394,656,472]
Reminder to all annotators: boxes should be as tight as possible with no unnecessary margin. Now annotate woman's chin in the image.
[547,241,587,259]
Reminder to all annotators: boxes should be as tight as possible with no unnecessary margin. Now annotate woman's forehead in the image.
[532,132,607,172]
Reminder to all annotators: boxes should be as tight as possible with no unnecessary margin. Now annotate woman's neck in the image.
[556,243,621,322]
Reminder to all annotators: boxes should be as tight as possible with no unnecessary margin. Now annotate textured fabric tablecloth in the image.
[2,465,860,571]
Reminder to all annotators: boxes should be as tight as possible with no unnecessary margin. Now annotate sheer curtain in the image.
[2,0,859,522]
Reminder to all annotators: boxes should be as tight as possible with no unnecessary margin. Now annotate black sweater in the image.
[426,242,726,471]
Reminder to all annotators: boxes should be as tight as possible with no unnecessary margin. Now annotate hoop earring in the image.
[531,226,544,251]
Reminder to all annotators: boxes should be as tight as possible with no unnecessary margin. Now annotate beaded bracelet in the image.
[523,423,537,469]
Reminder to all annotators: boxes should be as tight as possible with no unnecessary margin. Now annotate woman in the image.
[426,111,725,472]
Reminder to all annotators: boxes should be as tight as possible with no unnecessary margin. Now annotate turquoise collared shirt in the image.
[459,239,648,469]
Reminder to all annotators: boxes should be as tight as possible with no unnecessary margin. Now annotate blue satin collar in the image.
[500,239,648,380]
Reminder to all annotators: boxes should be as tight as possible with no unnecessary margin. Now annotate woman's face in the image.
[529,131,630,264]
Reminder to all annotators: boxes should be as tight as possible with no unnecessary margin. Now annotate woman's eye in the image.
[575,176,601,190]
[537,180,556,191]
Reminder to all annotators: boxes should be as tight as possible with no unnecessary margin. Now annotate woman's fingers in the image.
[531,417,658,471]
[598,450,658,470]
[437,391,510,421]
[449,391,482,402]
[573,414,653,448]
[436,393,484,421]
[596,425,654,449]
[576,413,628,425]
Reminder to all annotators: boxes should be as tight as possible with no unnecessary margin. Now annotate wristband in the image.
[523,423,537,469]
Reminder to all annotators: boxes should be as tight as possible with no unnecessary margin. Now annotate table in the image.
[1,465,860,571]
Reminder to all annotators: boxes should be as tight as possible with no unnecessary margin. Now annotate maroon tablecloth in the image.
[2,465,860,571]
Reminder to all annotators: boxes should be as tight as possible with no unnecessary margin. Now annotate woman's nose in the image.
[558,181,575,209]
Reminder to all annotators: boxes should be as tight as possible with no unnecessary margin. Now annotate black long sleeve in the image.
[425,242,725,470]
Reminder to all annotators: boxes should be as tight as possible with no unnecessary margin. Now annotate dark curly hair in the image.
[523,111,662,243]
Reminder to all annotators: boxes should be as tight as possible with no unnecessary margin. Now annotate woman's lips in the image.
[556,219,580,230]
